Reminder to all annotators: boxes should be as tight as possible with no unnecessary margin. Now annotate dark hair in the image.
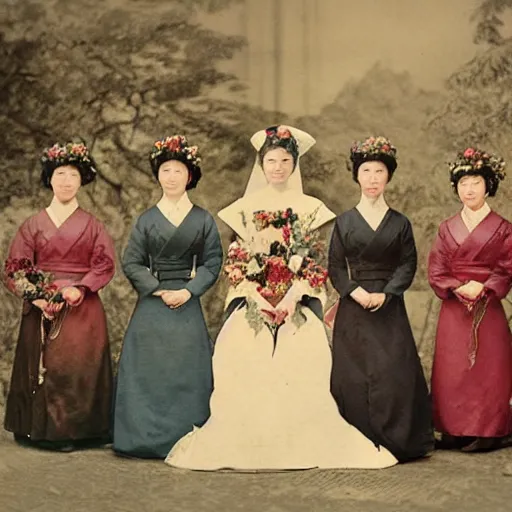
[350,152,397,183]
[150,152,201,190]
[450,165,500,197]
[258,126,299,168]
[41,156,97,189]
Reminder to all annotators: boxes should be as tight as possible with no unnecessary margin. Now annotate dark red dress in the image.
[4,208,115,441]
[428,211,512,438]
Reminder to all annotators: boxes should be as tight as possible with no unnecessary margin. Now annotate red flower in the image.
[464,148,475,159]
[276,126,292,139]
[282,225,291,245]
[166,137,182,152]
[266,257,293,285]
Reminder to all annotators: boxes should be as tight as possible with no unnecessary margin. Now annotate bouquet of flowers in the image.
[4,258,65,309]
[224,207,328,351]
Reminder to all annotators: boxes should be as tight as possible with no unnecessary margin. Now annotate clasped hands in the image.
[153,289,192,309]
[455,280,485,300]
[33,286,83,319]
[350,287,386,312]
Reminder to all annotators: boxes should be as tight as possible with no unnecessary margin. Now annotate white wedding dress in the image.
[165,187,397,470]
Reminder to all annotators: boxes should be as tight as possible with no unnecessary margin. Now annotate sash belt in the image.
[153,269,192,281]
[350,268,394,281]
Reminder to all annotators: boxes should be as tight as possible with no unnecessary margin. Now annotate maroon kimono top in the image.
[4,208,115,441]
[428,211,512,437]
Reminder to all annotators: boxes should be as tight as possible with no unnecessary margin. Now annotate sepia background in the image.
[1,0,512,421]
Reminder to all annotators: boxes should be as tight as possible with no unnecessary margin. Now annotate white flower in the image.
[288,254,303,274]
[246,257,262,275]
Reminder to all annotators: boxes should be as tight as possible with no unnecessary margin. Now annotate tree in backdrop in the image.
[0,0,259,385]
[0,0,338,402]
[427,0,512,312]
[429,0,512,201]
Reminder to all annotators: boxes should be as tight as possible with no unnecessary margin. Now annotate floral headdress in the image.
[41,142,96,172]
[149,135,201,167]
[263,125,299,154]
[350,136,397,159]
[448,147,506,180]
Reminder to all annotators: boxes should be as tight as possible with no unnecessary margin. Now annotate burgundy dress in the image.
[428,211,512,438]
[4,208,115,442]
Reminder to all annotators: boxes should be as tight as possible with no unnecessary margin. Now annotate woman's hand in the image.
[455,280,485,300]
[33,299,64,320]
[32,299,48,311]
[44,301,64,319]
[350,287,372,309]
[61,286,84,307]
[154,289,192,309]
[368,292,386,312]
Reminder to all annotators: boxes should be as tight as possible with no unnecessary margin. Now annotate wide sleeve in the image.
[77,220,116,292]
[185,213,223,297]
[483,225,512,299]
[7,219,36,261]
[428,224,465,300]
[4,218,36,295]
[382,218,417,297]
[328,219,360,298]
[122,218,160,297]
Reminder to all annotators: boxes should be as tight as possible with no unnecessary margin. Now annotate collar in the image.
[157,192,192,212]
[356,193,388,212]
[462,201,490,227]
[48,196,79,216]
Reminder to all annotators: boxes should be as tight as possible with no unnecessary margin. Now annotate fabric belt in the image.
[153,269,192,281]
[350,268,394,281]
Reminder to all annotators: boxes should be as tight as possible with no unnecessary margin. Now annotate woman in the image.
[165,126,398,470]
[328,136,433,462]
[428,147,512,452]
[4,141,115,452]
[112,135,223,459]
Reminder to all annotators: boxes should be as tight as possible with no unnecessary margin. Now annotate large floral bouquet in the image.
[224,207,328,352]
[5,258,64,305]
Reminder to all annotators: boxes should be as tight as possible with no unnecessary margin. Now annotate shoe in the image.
[35,440,76,452]
[460,437,495,452]
[434,433,465,450]
[14,434,34,448]
[74,436,112,450]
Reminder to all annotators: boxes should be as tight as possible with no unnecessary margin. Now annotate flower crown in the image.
[448,147,506,179]
[264,125,299,150]
[149,135,201,166]
[265,125,293,140]
[350,136,397,158]
[41,142,95,171]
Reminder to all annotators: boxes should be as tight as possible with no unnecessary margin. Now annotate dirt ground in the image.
[1,430,511,512]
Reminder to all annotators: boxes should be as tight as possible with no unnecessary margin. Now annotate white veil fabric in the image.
[218,125,335,239]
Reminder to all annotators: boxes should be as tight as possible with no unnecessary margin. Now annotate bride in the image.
[165,125,398,470]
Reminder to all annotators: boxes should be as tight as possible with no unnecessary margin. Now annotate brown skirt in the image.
[4,294,113,441]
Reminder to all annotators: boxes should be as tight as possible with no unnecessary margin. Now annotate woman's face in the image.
[357,160,389,198]
[50,165,81,203]
[262,147,295,186]
[457,174,487,210]
[158,159,190,198]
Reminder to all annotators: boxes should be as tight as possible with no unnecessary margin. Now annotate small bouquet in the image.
[4,258,65,318]
[223,207,328,350]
